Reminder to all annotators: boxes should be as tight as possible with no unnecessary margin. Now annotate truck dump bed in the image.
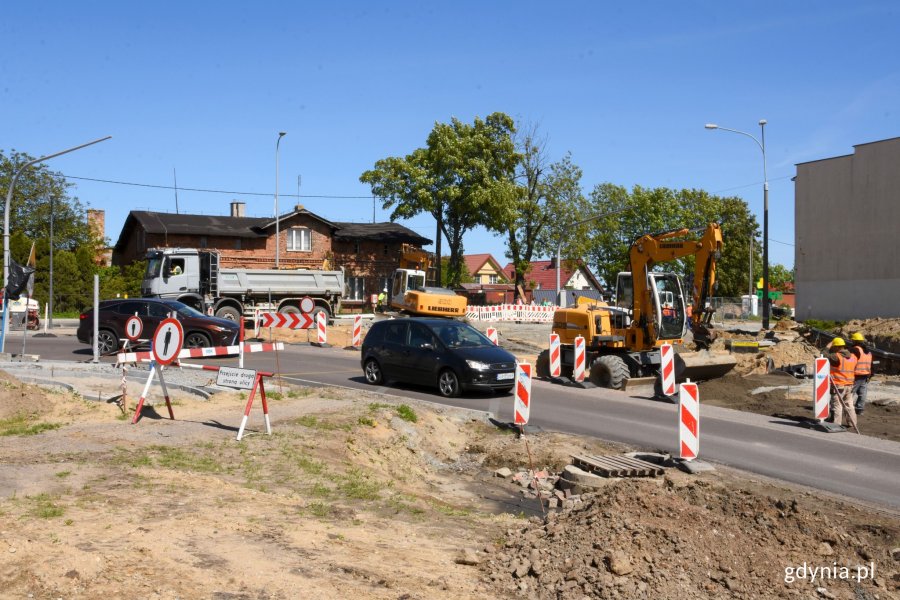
[218,269,344,296]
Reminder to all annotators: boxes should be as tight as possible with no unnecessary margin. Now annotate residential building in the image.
[503,259,604,306]
[463,254,508,285]
[794,137,900,320]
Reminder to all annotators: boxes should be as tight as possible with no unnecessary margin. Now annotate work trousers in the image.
[852,377,869,414]
[831,385,857,429]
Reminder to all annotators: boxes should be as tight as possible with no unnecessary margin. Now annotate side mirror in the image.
[420,343,434,351]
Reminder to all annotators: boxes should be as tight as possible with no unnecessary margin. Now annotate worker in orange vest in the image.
[849,332,873,416]
[824,337,858,429]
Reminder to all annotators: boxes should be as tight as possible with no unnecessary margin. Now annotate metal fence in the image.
[708,297,753,324]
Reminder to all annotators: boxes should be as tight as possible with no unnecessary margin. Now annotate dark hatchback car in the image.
[77,298,240,354]
[361,318,517,397]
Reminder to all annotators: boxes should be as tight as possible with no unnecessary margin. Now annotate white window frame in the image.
[488,274,498,284]
[288,227,311,252]
[347,276,366,301]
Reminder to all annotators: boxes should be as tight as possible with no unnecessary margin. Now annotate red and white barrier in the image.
[259,312,315,329]
[514,363,532,426]
[486,327,499,345]
[573,336,586,382]
[117,341,284,364]
[351,315,362,348]
[465,304,557,323]
[316,311,327,344]
[549,333,561,378]
[678,380,699,460]
[813,357,830,421]
[660,343,676,396]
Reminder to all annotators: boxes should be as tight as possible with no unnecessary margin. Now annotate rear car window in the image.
[383,322,407,344]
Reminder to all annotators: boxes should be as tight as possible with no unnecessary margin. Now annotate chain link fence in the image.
[708,296,755,325]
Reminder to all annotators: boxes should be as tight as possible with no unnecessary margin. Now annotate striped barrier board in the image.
[679,380,700,460]
[117,341,284,364]
[660,343,676,396]
[549,333,561,378]
[351,315,362,348]
[316,311,327,344]
[259,312,315,329]
[814,357,830,421]
[573,336,586,382]
[514,363,532,425]
[486,327,498,345]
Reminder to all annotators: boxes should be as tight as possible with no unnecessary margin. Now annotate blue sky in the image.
[3,2,898,271]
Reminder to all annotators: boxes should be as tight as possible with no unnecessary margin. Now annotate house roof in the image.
[332,222,431,245]
[504,259,603,291]
[463,253,506,278]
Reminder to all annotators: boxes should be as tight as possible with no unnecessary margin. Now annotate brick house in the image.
[112,202,431,310]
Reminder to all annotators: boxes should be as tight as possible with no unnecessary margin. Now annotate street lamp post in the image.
[275,131,286,269]
[705,120,770,329]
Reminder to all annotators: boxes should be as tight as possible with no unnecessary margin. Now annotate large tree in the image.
[584,184,760,298]
[360,112,519,287]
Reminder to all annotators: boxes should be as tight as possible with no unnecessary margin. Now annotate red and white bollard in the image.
[573,335,586,382]
[549,333,561,378]
[514,363,532,426]
[486,327,499,345]
[660,343,676,396]
[316,311,327,345]
[352,314,362,348]
[813,357,830,421]
[678,379,699,460]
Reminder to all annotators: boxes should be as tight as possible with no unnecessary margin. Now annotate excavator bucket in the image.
[675,349,737,382]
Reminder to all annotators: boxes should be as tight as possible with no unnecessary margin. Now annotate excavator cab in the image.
[614,272,687,341]
[390,268,426,307]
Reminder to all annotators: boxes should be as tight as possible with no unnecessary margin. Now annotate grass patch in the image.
[55,471,72,478]
[357,416,375,427]
[153,446,224,473]
[27,493,65,519]
[266,391,284,400]
[338,468,381,501]
[292,415,352,432]
[387,494,426,516]
[368,402,392,412]
[429,500,471,517]
[0,414,62,437]
[309,483,333,498]
[288,388,316,398]
[395,404,417,423]
[803,318,845,331]
[306,502,332,518]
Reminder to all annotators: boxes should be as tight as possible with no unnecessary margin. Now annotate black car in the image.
[77,298,240,354]
[360,318,517,397]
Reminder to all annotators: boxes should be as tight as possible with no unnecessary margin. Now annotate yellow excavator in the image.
[538,223,736,389]
[387,244,468,317]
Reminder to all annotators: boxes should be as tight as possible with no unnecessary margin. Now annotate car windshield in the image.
[162,300,207,319]
[435,323,491,348]
[145,255,163,278]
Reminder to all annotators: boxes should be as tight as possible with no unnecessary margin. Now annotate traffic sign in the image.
[299,297,315,313]
[216,367,258,390]
[259,312,314,329]
[125,315,144,341]
[152,318,184,366]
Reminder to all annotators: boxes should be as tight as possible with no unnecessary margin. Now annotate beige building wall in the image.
[795,137,900,320]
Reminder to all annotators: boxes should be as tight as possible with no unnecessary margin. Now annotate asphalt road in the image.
[15,332,900,512]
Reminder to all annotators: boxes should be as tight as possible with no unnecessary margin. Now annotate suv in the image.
[361,318,517,397]
[77,298,240,355]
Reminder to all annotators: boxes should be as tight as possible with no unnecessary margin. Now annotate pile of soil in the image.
[485,476,898,599]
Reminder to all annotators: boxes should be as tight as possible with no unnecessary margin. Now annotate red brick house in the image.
[112,202,431,310]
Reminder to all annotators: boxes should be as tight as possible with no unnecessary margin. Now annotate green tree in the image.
[767,263,793,290]
[439,257,473,287]
[361,113,519,287]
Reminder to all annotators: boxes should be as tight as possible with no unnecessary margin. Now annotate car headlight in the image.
[466,360,491,370]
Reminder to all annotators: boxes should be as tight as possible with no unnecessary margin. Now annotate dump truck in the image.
[538,223,736,389]
[386,244,468,318]
[141,248,344,322]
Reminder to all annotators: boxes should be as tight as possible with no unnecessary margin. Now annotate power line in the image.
[768,237,794,247]
[712,174,793,195]
[61,174,376,199]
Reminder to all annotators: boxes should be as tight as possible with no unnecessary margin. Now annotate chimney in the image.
[230,201,245,217]
[294,204,304,211]
[86,209,105,240]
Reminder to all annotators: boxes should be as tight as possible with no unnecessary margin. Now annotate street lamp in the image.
[2,136,111,353]
[275,131,287,269]
[705,120,770,329]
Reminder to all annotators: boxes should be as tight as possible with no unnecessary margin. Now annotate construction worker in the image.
[849,332,873,416]
[376,287,387,313]
[824,337,858,429]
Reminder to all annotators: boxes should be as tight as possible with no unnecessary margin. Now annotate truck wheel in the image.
[536,350,550,378]
[215,306,241,322]
[309,306,330,323]
[279,304,300,315]
[589,355,630,390]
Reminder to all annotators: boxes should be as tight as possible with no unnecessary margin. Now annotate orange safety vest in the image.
[831,352,858,386]
[853,347,872,377]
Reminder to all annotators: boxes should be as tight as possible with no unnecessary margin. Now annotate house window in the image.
[354,241,361,255]
[347,276,365,301]
[383,244,389,256]
[234,238,242,250]
[488,274,498,284]
[200,236,208,248]
[288,227,311,251]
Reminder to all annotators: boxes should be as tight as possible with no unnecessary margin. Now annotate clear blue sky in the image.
[3,2,898,271]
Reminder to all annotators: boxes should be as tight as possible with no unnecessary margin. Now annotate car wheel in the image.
[363,358,383,385]
[185,332,212,349]
[95,329,118,355]
[216,305,241,322]
[437,369,461,398]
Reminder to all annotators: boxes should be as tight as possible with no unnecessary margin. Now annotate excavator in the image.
[538,223,736,390]
[386,244,468,318]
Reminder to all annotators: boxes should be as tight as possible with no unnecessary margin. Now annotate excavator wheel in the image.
[536,350,550,379]
[589,355,630,390]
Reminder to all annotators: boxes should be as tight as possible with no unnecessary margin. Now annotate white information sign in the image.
[216,367,258,390]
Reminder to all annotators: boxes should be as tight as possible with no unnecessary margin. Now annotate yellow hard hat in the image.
[831,337,846,347]
[850,332,865,342]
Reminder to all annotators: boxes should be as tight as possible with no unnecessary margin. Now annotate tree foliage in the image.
[767,263,793,290]
[584,185,760,297]
[360,113,519,287]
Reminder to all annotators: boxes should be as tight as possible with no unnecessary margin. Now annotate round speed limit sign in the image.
[151,318,184,366]
[299,296,315,313]
[125,315,144,341]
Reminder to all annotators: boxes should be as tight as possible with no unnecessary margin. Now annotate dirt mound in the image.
[774,318,799,331]
[486,477,898,599]
[840,318,900,342]
[0,370,56,420]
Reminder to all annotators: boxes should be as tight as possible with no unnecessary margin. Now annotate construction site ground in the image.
[0,366,898,600]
